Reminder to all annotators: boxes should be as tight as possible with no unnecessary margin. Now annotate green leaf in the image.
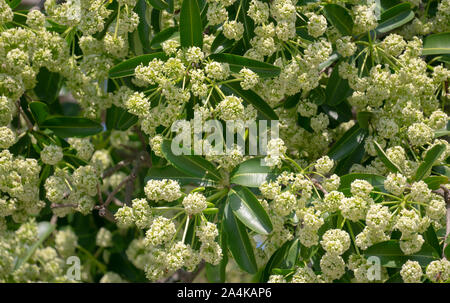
[29,101,50,124]
[424,225,441,257]
[228,185,273,235]
[34,67,63,104]
[135,0,152,53]
[106,105,138,131]
[208,53,281,78]
[161,139,222,182]
[7,0,21,9]
[261,239,301,282]
[179,0,203,48]
[339,173,387,193]
[356,111,372,129]
[423,32,450,55]
[238,0,255,50]
[373,140,402,173]
[14,222,56,271]
[423,175,449,190]
[150,26,178,49]
[445,243,450,260]
[40,116,103,138]
[145,0,168,10]
[415,144,446,181]
[376,3,414,33]
[210,31,236,54]
[325,61,352,106]
[146,165,217,186]
[435,120,450,137]
[109,52,167,78]
[230,157,277,187]
[222,81,278,120]
[323,4,354,36]
[328,124,368,161]
[224,203,258,274]
[364,240,439,268]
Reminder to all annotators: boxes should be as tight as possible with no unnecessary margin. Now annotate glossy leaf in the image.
[423,175,449,190]
[161,139,222,182]
[230,157,277,187]
[328,124,368,161]
[106,105,138,131]
[34,67,63,104]
[40,116,103,138]
[150,26,178,49]
[209,53,281,78]
[261,239,301,282]
[109,53,167,78]
[373,140,402,173]
[364,240,439,268]
[376,3,414,33]
[29,101,50,124]
[145,0,168,10]
[224,203,258,274]
[415,144,446,181]
[339,173,387,193]
[325,61,352,106]
[357,111,372,129]
[228,185,273,235]
[323,4,354,36]
[422,32,450,55]
[179,0,203,48]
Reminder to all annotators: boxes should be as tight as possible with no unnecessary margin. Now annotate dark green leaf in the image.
[161,139,222,181]
[325,61,352,106]
[145,0,168,10]
[423,32,450,55]
[106,105,138,131]
[228,185,273,235]
[415,144,446,181]
[224,203,258,274]
[40,116,103,138]
[150,26,178,49]
[357,111,372,129]
[323,4,354,36]
[261,239,301,282]
[230,157,277,187]
[34,67,63,104]
[424,225,441,257]
[209,53,281,78]
[238,0,255,50]
[376,3,414,33]
[179,0,203,48]
[328,124,368,161]
[339,173,387,193]
[135,0,152,53]
[373,140,402,173]
[109,52,167,78]
[423,175,449,190]
[364,240,439,268]
[29,101,50,124]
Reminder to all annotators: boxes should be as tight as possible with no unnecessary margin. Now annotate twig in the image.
[16,100,33,131]
[101,159,132,178]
